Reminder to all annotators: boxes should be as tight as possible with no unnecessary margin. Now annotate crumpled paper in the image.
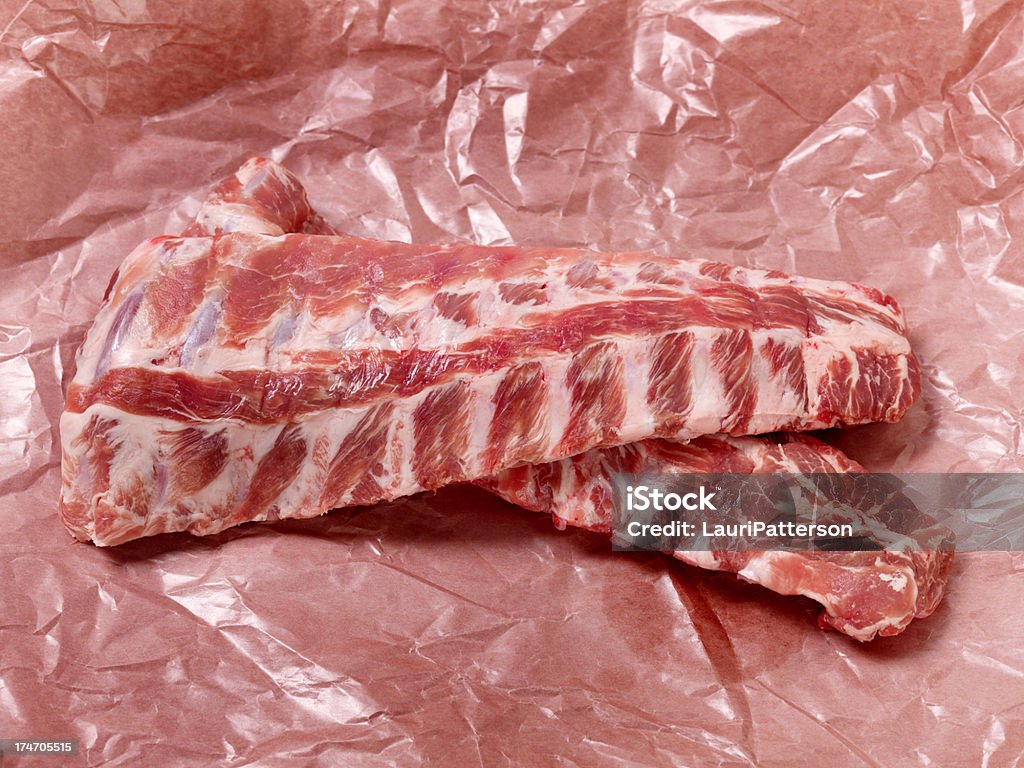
[2,1,1023,765]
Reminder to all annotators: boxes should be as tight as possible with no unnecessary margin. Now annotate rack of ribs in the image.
[59,158,948,640]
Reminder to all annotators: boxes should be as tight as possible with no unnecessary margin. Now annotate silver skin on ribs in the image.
[59,159,947,640]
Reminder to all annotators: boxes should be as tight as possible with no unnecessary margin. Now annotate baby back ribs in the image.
[61,161,920,552]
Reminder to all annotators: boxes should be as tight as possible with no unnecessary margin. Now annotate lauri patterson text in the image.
[625,520,856,539]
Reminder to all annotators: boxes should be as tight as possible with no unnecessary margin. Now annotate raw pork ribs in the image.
[60,158,946,639]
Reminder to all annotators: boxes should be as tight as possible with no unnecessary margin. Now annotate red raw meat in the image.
[57,158,949,641]
[480,433,953,641]
[61,161,921,555]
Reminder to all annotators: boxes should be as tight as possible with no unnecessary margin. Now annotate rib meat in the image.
[57,159,948,640]
[61,162,919,551]
[61,231,919,545]
[480,433,953,641]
